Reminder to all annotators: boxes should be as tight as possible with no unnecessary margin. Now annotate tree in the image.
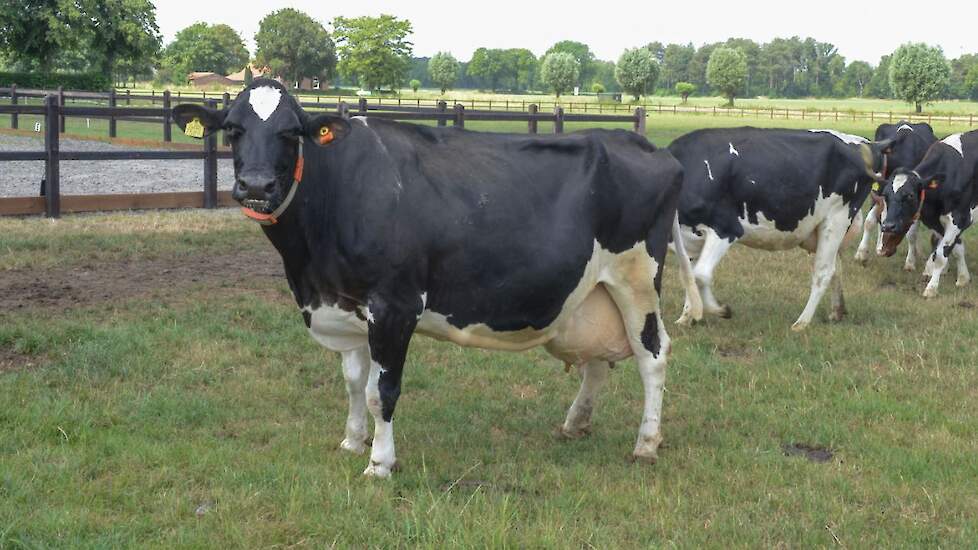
[661,43,695,90]
[466,48,506,91]
[0,0,74,72]
[333,14,413,91]
[688,42,718,93]
[889,43,950,113]
[409,79,421,92]
[545,40,595,88]
[949,54,978,99]
[255,9,336,87]
[964,64,978,101]
[868,55,893,98]
[838,60,873,97]
[161,22,248,82]
[707,47,748,106]
[75,0,161,79]
[508,48,537,91]
[428,51,459,94]
[591,82,605,94]
[675,82,696,103]
[615,47,659,101]
[591,60,620,93]
[539,52,579,97]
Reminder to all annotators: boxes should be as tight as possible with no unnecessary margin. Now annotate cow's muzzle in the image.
[232,177,279,214]
[879,230,903,257]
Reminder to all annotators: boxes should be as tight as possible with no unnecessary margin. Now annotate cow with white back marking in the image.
[172,79,702,478]
[854,121,938,270]
[880,130,978,298]
[670,127,892,331]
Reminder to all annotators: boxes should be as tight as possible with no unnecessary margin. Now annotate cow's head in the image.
[873,122,935,180]
[172,78,351,221]
[878,168,925,256]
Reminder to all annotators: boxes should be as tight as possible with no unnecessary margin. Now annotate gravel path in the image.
[0,134,234,197]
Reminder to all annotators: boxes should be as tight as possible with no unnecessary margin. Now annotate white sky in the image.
[154,0,977,64]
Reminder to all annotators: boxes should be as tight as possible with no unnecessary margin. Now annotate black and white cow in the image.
[880,130,978,298]
[670,127,891,330]
[854,121,938,270]
[172,79,701,478]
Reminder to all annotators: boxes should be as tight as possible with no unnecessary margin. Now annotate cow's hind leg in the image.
[855,203,879,265]
[829,254,847,321]
[792,214,849,331]
[340,346,371,454]
[693,229,734,318]
[603,245,671,463]
[560,360,610,439]
[953,243,970,287]
[923,224,965,298]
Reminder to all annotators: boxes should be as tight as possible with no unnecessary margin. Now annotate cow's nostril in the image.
[264,182,276,194]
[237,180,247,191]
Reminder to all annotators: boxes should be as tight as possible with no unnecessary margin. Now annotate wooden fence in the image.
[0,92,645,218]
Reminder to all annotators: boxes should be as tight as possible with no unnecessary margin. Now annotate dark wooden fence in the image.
[0,92,646,218]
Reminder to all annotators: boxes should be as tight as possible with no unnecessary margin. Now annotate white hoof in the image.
[903,262,916,272]
[340,438,368,455]
[675,313,694,327]
[363,461,395,479]
[631,433,663,464]
[923,287,939,299]
[791,320,809,332]
[854,250,869,265]
[956,275,971,288]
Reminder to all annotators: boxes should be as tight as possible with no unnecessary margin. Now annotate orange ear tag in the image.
[319,126,334,145]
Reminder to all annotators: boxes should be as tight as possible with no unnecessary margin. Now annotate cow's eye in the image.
[279,127,303,140]
[226,125,244,139]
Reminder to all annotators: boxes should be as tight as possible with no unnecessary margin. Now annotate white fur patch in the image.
[249,86,282,121]
[729,143,740,156]
[897,124,914,132]
[942,134,964,157]
[892,173,910,193]
[808,129,868,144]
[704,160,714,181]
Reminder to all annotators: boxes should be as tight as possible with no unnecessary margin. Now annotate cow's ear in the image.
[172,104,226,139]
[305,114,351,147]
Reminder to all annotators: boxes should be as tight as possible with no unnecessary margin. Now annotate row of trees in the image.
[2,4,977,107]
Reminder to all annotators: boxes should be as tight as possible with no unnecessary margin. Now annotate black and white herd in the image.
[173,79,976,477]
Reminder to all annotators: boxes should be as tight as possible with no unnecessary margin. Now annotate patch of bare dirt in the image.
[782,442,834,463]
[0,248,284,313]
[0,346,38,372]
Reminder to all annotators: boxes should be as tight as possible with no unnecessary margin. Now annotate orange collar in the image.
[241,140,304,225]
[912,180,939,221]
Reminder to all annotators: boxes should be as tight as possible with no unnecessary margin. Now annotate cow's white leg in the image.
[903,221,920,272]
[692,230,734,318]
[792,215,848,331]
[924,225,964,298]
[828,254,846,321]
[603,247,671,464]
[953,243,970,287]
[363,359,397,478]
[339,346,371,454]
[855,203,879,264]
[560,360,610,439]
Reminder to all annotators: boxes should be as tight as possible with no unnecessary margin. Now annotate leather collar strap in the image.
[241,140,304,226]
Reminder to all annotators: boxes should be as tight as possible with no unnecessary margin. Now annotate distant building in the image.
[226,64,270,85]
[188,72,235,88]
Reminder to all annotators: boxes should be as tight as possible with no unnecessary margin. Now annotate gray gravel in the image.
[0,134,234,197]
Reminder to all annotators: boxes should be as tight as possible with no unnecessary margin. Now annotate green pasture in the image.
[1,201,977,546]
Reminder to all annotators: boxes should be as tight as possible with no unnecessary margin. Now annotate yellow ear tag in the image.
[872,182,880,192]
[319,126,334,145]
[185,117,205,138]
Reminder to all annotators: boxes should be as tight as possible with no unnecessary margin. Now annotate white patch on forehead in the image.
[704,160,714,181]
[892,173,910,193]
[942,133,964,157]
[897,124,914,133]
[729,143,739,156]
[248,86,282,121]
[808,129,868,144]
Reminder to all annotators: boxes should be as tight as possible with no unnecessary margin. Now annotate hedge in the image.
[0,72,112,91]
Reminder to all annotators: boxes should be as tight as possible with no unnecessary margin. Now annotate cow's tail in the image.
[672,213,703,326]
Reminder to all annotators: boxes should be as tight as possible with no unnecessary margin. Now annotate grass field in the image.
[2,199,978,545]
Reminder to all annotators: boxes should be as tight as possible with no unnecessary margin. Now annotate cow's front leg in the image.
[828,255,846,321]
[693,230,734,318]
[923,224,965,298]
[340,347,371,454]
[953,243,970,287]
[793,215,847,331]
[363,298,419,478]
[903,221,920,272]
[856,203,880,264]
[560,360,610,439]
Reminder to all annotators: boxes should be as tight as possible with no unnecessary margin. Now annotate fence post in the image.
[107,88,117,138]
[126,89,131,105]
[44,95,60,218]
[527,103,538,134]
[9,84,16,129]
[57,86,65,133]
[203,99,218,209]
[553,106,564,134]
[162,90,172,142]
[454,103,465,128]
[358,97,368,115]
[338,101,350,119]
[634,107,646,135]
[222,92,230,146]
[437,100,447,127]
